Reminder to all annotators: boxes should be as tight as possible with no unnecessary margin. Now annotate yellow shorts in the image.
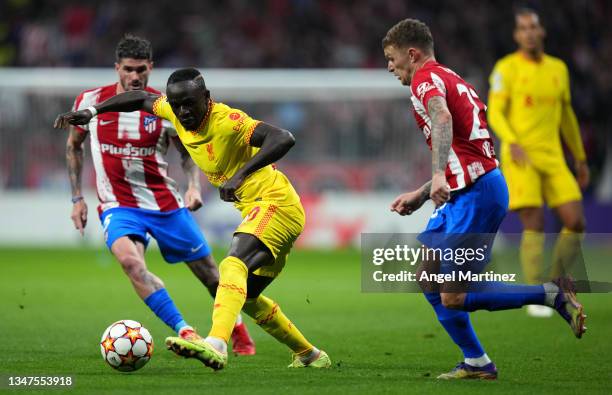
[502,153,581,210]
[234,202,305,278]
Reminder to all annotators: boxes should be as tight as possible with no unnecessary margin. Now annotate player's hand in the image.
[430,172,450,207]
[219,173,245,202]
[71,199,88,236]
[575,160,590,189]
[510,143,528,166]
[54,109,94,129]
[390,190,424,216]
[185,187,203,211]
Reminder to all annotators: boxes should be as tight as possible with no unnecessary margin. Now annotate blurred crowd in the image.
[2,1,610,87]
[0,0,610,195]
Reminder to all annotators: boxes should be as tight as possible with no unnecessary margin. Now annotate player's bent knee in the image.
[441,293,465,310]
[187,258,219,287]
[519,208,545,231]
[117,254,146,277]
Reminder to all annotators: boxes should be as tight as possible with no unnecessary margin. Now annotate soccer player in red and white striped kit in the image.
[384,19,585,379]
[66,34,255,355]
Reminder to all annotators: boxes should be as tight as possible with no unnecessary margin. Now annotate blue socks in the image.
[463,282,546,312]
[424,293,485,358]
[144,288,188,333]
[424,282,547,360]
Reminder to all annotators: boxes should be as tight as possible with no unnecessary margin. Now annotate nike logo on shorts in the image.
[191,243,204,253]
[99,120,115,125]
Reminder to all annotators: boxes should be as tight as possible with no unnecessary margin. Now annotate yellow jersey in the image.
[152,97,300,209]
[488,52,585,164]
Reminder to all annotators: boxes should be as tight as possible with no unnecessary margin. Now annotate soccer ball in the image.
[100,320,153,372]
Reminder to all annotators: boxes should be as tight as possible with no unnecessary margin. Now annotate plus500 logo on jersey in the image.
[101,143,155,157]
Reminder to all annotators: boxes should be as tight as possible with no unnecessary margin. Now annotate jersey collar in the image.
[194,99,215,133]
[517,50,545,64]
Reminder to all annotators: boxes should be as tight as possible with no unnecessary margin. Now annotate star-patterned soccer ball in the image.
[100,320,153,372]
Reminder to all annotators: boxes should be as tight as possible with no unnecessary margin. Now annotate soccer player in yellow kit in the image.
[54,68,331,371]
[488,9,589,317]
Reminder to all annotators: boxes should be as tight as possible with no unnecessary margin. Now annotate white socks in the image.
[543,282,560,307]
[205,336,228,354]
[465,353,492,367]
[299,347,320,364]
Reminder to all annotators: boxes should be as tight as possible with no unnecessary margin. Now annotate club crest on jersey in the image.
[143,115,158,133]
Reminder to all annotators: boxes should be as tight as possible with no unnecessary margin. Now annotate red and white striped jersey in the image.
[72,84,184,214]
[410,61,498,191]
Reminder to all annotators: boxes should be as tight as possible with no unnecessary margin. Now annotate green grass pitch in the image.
[1,247,611,394]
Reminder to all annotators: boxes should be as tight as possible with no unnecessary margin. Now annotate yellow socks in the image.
[550,228,583,279]
[208,257,315,355]
[520,230,545,284]
[208,256,248,343]
[243,294,314,355]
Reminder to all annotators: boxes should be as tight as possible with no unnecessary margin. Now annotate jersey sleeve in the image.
[487,60,518,144]
[71,92,91,134]
[411,70,446,110]
[488,60,512,99]
[227,108,262,146]
[561,61,572,104]
[152,95,176,122]
[558,62,586,161]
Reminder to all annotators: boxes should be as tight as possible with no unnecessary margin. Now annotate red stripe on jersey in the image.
[73,92,85,110]
[72,88,99,134]
[72,92,86,134]
[74,84,183,213]
[97,85,140,209]
[138,111,180,211]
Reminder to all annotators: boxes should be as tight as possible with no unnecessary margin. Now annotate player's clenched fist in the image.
[430,172,450,206]
[184,187,203,211]
[219,173,246,202]
[54,109,94,129]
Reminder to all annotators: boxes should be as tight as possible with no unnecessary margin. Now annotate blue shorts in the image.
[99,207,211,263]
[418,168,509,274]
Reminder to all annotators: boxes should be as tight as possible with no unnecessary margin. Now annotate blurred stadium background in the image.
[0,0,611,248]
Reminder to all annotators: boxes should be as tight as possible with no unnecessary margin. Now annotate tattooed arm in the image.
[427,96,453,206]
[419,180,432,202]
[66,127,88,235]
[389,180,432,216]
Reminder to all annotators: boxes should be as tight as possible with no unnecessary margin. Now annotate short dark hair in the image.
[514,7,541,27]
[115,34,152,61]
[382,18,434,53]
[167,67,207,90]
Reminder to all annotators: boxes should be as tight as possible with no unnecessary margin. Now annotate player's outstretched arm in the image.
[54,91,160,129]
[428,96,452,206]
[219,123,295,202]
